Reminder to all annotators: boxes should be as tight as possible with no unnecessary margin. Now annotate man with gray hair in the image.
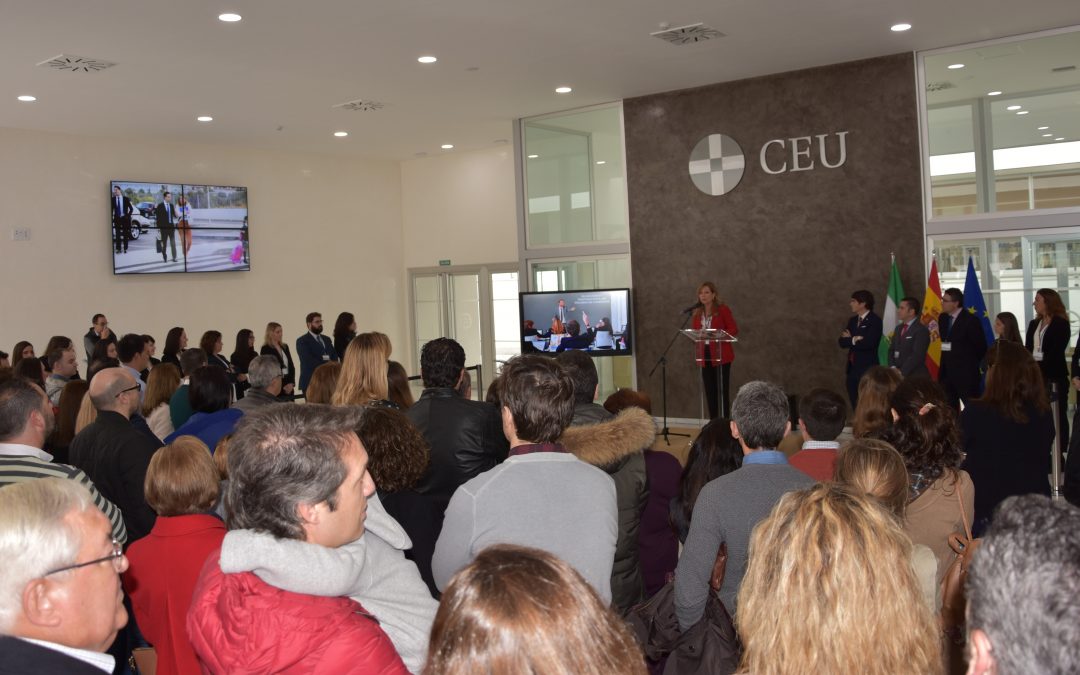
[186,405,409,673]
[69,368,162,543]
[674,380,813,628]
[0,478,129,673]
[231,355,283,414]
[0,378,126,544]
[965,495,1080,675]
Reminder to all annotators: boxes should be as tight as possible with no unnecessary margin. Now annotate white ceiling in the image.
[1,0,1078,161]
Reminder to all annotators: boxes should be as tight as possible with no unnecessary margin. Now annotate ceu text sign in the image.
[688,131,849,196]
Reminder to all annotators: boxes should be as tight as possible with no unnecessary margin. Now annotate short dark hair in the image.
[555,350,598,405]
[47,348,71,369]
[850,290,874,311]
[498,355,574,443]
[225,405,363,540]
[141,334,155,346]
[0,377,44,441]
[188,366,231,414]
[900,297,921,313]
[798,389,847,442]
[91,313,105,325]
[163,191,171,198]
[305,312,321,325]
[117,333,146,363]
[967,495,1080,674]
[421,338,466,389]
[565,320,581,337]
[179,348,208,376]
[943,288,964,305]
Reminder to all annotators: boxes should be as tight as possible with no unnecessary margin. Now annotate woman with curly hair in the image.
[425,544,647,675]
[736,483,942,675]
[852,365,902,438]
[332,333,392,408]
[358,406,442,597]
[875,376,973,584]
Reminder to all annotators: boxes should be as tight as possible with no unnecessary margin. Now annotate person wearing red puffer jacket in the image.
[186,405,408,675]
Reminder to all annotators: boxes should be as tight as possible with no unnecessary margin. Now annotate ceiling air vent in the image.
[651,23,725,45]
[1051,65,1077,73]
[926,81,957,92]
[333,99,386,112]
[36,54,116,73]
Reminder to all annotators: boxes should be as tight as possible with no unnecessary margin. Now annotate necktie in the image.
[900,323,909,339]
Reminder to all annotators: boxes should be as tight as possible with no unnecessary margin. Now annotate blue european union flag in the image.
[964,257,995,348]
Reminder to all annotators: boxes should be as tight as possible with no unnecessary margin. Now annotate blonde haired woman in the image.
[332,333,392,407]
[691,281,738,419]
[736,483,942,675]
[259,321,295,395]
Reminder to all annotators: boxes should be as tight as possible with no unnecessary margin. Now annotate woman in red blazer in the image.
[122,437,225,675]
[692,281,738,419]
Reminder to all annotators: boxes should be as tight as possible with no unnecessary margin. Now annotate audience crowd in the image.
[0,309,1076,675]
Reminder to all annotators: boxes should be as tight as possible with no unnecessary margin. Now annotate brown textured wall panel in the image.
[625,53,925,418]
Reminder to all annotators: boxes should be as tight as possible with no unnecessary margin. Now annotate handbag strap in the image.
[953,472,972,541]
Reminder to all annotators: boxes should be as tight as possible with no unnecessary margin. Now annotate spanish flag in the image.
[921,259,943,380]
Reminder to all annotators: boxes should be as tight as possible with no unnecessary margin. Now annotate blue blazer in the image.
[838,311,883,373]
[296,332,338,392]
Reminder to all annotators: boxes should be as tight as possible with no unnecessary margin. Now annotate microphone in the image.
[682,302,703,314]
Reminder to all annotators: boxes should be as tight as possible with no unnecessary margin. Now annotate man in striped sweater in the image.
[0,377,127,544]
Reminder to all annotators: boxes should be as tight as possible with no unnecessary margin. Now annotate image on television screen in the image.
[519,288,632,356]
[110,181,250,275]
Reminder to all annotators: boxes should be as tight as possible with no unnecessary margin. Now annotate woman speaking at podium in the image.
[692,281,738,419]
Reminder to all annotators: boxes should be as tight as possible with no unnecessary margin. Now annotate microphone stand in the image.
[649,311,694,445]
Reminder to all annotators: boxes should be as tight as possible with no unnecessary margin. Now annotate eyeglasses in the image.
[115,383,141,398]
[44,539,125,576]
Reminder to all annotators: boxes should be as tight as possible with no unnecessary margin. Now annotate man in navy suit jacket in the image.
[939,287,988,409]
[295,312,339,393]
[888,296,931,378]
[111,185,133,254]
[838,290,883,408]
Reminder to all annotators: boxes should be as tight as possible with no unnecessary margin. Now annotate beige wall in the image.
[0,126,405,365]
[400,144,519,269]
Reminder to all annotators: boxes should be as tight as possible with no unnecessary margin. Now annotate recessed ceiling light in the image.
[1056,137,1066,141]
[16,95,35,102]
[947,63,965,70]
[987,91,1002,96]
[527,154,539,159]
[196,116,213,122]
[334,131,348,137]
[890,23,912,32]
[1016,111,1029,115]
[1042,133,1053,137]
[1038,126,1049,130]
[596,160,606,165]
[1006,105,1021,111]
[555,86,572,94]
[218,13,241,22]
[441,144,454,149]
[417,56,437,64]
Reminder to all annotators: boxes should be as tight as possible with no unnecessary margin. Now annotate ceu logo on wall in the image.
[689,131,850,196]
[688,134,745,196]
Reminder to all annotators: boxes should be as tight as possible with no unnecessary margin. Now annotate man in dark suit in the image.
[0,479,130,675]
[938,287,988,409]
[156,190,178,263]
[888,296,930,378]
[295,312,338,394]
[111,185,133,254]
[838,289,883,408]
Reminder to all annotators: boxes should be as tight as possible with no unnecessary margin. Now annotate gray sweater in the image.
[673,462,813,629]
[219,494,437,673]
[432,451,618,603]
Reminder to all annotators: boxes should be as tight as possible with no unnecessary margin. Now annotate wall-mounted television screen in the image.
[110,181,249,275]
[519,288,632,356]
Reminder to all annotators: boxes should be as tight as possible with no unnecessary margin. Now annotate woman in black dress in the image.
[161,326,187,368]
[230,329,258,400]
[1024,288,1070,457]
[260,321,296,396]
[333,312,357,360]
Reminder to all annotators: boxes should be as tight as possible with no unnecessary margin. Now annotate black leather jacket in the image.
[407,387,508,508]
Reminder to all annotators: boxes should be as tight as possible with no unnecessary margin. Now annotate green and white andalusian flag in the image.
[879,256,905,365]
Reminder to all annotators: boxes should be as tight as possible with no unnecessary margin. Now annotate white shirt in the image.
[0,442,52,461]
[19,637,115,673]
